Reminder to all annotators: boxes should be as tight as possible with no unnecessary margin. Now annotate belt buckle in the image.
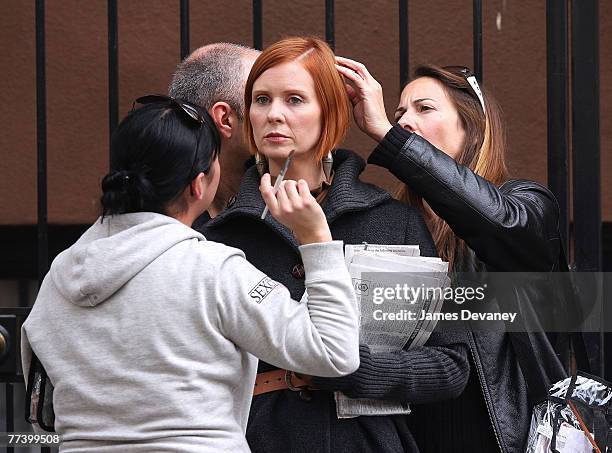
[284,370,305,392]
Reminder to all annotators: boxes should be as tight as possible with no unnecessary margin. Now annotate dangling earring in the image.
[255,152,268,176]
[322,151,333,184]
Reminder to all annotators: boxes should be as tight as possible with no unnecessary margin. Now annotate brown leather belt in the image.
[253,369,310,396]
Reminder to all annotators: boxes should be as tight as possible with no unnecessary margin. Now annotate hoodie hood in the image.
[51,212,204,307]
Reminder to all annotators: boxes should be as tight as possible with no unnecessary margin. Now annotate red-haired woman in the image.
[201,37,470,453]
[335,59,569,452]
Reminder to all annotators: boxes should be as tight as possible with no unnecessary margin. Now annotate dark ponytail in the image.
[100,99,220,218]
[100,170,157,216]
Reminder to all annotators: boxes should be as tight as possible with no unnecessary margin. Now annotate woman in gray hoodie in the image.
[21,95,359,452]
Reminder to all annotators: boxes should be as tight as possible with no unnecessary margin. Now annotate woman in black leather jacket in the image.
[335,60,568,452]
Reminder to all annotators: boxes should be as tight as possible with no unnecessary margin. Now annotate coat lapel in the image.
[207,149,392,247]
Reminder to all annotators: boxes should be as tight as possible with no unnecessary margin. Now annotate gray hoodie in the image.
[21,212,359,452]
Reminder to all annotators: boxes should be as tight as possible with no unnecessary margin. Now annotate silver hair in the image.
[168,43,257,121]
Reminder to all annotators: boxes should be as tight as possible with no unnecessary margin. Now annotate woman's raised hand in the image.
[335,56,393,142]
[260,174,332,245]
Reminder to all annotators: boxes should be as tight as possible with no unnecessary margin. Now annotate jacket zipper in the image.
[468,330,506,453]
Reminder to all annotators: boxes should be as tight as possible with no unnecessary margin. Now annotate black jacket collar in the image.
[207,149,391,248]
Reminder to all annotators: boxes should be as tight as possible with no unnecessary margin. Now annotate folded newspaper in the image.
[335,243,450,419]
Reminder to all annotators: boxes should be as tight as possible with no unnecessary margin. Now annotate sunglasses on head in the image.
[132,94,209,181]
[133,94,205,124]
[443,66,486,116]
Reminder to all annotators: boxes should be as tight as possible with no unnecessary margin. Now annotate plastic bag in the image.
[25,352,55,432]
[526,372,612,453]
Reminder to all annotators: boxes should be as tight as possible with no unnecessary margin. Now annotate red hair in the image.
[244,36,350,161]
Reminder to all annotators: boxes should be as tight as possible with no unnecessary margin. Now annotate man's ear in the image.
[210,101,235,140]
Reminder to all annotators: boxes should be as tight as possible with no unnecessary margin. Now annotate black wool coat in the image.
[201,149,470,453]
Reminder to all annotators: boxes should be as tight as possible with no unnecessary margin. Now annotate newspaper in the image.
[335,244,450,419]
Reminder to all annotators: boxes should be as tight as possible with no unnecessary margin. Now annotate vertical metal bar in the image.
[571,0,601,272]
[108,0,118,164]
[180,0,190,60]
[325,0,335,51]
[472,0,483,81]
[252,0,262,50]
[571,0,602,375]
[18,280,29,307]
[36,0,48,287]
[546,0,569,253]
[6,383,14,453]
[399,0,409,90]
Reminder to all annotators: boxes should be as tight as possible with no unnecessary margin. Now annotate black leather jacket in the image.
[369,125,569,453]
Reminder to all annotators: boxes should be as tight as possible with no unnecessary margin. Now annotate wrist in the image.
[296,229,332,245]
[370,122,393,142]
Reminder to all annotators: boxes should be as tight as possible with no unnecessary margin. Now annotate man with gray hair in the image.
[169,42,260,218]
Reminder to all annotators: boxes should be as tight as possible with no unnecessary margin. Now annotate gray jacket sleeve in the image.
[215,240,360,378]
